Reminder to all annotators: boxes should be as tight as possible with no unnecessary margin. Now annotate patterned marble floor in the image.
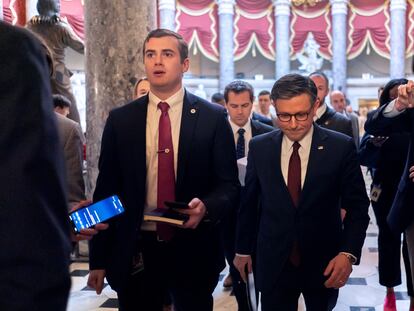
[68,171,412,310]
[68,209,411,311]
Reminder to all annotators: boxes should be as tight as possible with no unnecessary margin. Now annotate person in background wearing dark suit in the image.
[87,29,240,311]
[309,71,353,138]
[359,78,413,311]
[234,74,369,311]
[330,90,360,148]
[211,92,226,107]
[221,80,274,310]
[0,21,71,310]
[365,80,414,310]
[251,110,273,127]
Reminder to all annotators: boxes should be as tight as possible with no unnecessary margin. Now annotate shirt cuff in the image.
[235,253,251,257]
[383,99,405,117]
[340,252,357,264]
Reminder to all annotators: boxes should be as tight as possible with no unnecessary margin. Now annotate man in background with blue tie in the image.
[87,29,239,311]
[234,74,369,311]
[221,80,274,310]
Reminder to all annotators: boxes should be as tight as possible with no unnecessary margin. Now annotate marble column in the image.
[85,0,156,195]
[273,0,291,79]
[390,0,407,79]
[158,0,176,30]
[26,0,38,22]
[331,0,348,92]
[218,0,235,92]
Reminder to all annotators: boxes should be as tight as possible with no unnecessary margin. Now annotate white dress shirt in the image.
[229,118,252,157]
[314,102,327,121]
[142,87,184,231]
[280,126,314,188]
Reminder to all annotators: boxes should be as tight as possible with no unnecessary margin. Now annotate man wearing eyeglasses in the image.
[234,74,369,311]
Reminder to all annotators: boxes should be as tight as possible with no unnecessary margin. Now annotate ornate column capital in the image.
[273,0,290,17]
[330,0,349,15]
[390,0,407,12]
[218,0,235,15]
[158,0,176,11]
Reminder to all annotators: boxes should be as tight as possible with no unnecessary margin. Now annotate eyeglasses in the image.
[276,109,311,122]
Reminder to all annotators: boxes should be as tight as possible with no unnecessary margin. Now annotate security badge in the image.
[370,184,382,202]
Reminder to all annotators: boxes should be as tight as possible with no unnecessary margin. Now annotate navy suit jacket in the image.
[316,106,353,139]
[365,104,414,233]
[0,22,71,310]
[89,91,240,291]
[251,119,274,137]
[252,111,274,127]
[236,125,369,293]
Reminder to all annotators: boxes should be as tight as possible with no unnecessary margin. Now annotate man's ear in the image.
[182,58,190,73]
[314,98,321,110]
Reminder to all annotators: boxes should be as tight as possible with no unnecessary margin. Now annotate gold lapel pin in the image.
[190,109,196,114]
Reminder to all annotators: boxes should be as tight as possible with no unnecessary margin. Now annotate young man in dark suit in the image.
[87,29,240,311]
[222,80,274,310]
[234,74,369,311]
[365,80,414,296]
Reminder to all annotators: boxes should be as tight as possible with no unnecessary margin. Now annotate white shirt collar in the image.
[229,118,252,135]
[148,87,185,110]
[315,102,327,120]
[282,125,314,151]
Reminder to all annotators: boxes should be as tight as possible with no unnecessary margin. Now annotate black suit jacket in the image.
[0,22,71,310]
[316,105,353,139]
[251,119,275,137]
[365,104,414,233]
[252,111,274,127]
[89,91,240,291]
[236,125,369,293]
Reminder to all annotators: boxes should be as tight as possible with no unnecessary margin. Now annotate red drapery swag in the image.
[3,0,414,61]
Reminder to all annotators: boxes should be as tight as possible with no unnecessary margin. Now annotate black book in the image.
[143,208,189,225]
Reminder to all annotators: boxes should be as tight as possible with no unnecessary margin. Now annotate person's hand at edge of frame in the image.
[70,200,109,241]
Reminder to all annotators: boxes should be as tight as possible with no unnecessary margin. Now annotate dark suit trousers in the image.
[221,206,250,311]
[261,261,338,311]
[117,232,219,311]
[372,197,414,294]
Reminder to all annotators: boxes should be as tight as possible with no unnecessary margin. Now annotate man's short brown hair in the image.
[143,29,188,63]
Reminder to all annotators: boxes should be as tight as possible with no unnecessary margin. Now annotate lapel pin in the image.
[318,146,324,150]
[190,108,196,114]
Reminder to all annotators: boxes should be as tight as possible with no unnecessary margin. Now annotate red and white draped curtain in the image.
[176,0,414,61]
[3,0,414,60]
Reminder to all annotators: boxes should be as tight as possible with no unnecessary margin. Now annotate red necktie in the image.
[287,141,301,266]
[157,101,175,240]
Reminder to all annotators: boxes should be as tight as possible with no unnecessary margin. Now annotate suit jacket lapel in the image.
[132,96,148,184]
[176,91,199,191]
[299,124,328,207]
[250,119,258,137]
[270,130,289,193]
